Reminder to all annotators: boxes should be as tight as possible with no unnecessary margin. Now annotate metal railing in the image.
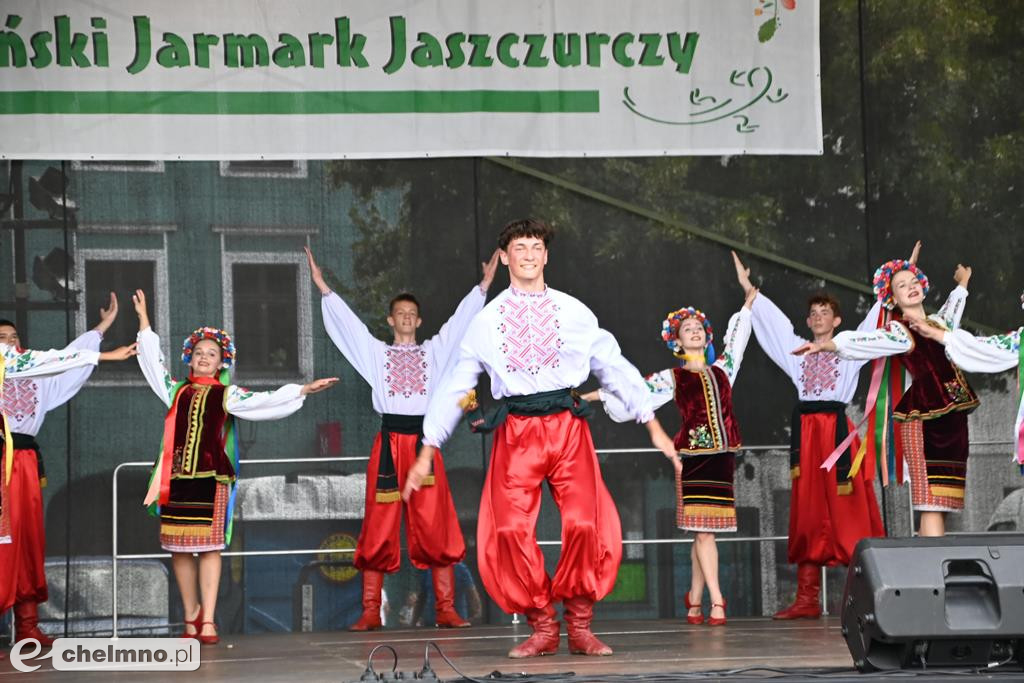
[111,456,370,638]
[109,440,1018,637]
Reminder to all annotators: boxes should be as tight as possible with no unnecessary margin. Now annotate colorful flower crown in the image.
[661,307,715,361]
[872,259,930,310]
[181,326,235,368]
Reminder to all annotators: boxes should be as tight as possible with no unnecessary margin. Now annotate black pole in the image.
[11,161,28,337]
[61,160,73,638]
[856,0,889,535]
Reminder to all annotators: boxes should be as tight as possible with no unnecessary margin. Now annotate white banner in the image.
[0,0,822,159]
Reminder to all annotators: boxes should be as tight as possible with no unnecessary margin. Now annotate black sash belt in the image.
[375,413,427,504]
[7,432,45,487]
[467,388,593,435]
[790,401,851,493]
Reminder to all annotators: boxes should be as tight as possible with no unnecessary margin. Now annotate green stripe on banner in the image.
[0,90,600,115]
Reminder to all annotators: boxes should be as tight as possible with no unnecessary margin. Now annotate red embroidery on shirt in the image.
[799,352,840,396]
[0,378,39,422]
[384,346,428,398]
[497,294,563,374]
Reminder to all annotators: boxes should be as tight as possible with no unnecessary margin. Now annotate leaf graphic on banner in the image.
[733,115,759,133]
[689,89,716,106]
[623,66,787,132]
[758,18,779,43]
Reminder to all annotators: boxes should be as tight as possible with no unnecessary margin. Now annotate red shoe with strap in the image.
[507,604,560,658]
[563,596,613,656]
[432,565,470,628]
[683,591,704,625]
[773,563,822,620]
[181,606,203,639]
[196,622,219,645]
[349,569,384,631]
[707,598,727,626]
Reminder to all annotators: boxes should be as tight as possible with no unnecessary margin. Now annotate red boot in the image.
[563,596,612,656]
[432,566,470,628]
[348,570,384,631]
[14,601,55,646]
[773,563,822,620]
[507,604,560,658]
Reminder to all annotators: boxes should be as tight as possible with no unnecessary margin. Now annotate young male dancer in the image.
[1,297,135,648]
[732,253,886,619]
[405,219,679,657]
[306,246,499,630]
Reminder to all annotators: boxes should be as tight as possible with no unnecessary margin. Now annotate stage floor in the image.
[2,617,1019,681]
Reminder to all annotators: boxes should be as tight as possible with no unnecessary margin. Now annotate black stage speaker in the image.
[842,535,1024,672]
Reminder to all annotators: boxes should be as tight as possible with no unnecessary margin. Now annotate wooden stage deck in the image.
[3,617,1021,681]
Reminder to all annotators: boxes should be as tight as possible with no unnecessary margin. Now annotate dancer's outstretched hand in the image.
[906,318,945,343]
[100,343,138,362]
[792,340,835,356]
[403,446,435,501]
[301,377,339,395]
[95,292,119,334]
[908,240,922,265]
[132,289,150,330]
[953,264,971,289]
[480,249,500,292]
[731,251,754,295]
[304,246,331,295]
[646,417,681,474]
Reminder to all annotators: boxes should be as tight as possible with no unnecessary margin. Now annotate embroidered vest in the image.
[892,324,979,421]
[170,382,235,481]
[672,366,742,456]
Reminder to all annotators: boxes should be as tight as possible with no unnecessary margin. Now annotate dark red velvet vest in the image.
[672,366,742,455]
[892,322,979,421]
[170,383,234,480]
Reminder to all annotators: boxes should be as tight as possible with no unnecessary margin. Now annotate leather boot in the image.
[432,566,470,628]
[563,596,612,656]
[507,603,560,658]
[773,563,822,620]
[348,570,385,631]
[14,601,55,646]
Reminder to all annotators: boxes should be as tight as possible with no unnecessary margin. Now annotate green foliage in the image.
[325,0,1024,335]
[758,18,779,43]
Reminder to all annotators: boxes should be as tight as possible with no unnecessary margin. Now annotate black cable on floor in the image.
[357,640,1023,683]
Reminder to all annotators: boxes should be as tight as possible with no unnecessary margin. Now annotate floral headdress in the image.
[181,326,235,368]
[661,307,716,363]
[872,259,930,311]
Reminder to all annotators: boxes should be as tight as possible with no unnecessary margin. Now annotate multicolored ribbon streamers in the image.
[1017,336,1024,474]
[821,308,907,486]
[143,379,188,514]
